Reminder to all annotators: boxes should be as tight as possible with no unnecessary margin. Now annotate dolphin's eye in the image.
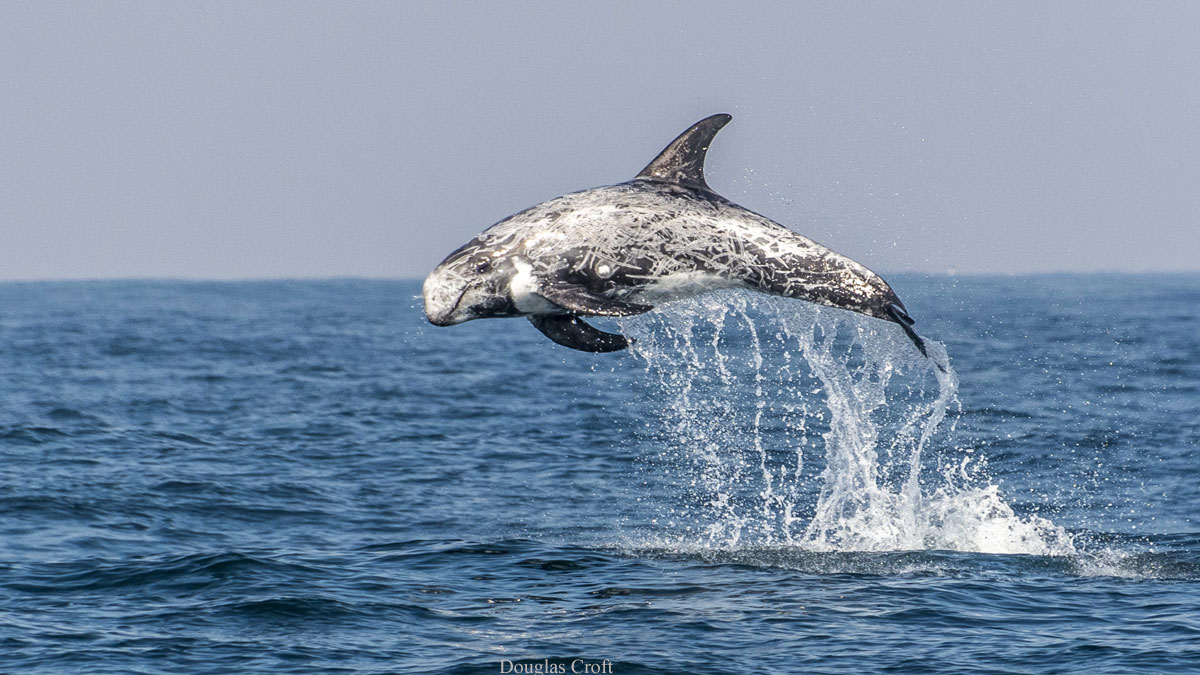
[474,259,492,274]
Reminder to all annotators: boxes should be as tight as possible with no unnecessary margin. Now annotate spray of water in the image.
[620,291,1075,556]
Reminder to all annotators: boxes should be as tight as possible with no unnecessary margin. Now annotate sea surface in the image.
[1,275,1197,673]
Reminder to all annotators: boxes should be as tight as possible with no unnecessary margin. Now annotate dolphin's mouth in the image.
[426,287,468,326]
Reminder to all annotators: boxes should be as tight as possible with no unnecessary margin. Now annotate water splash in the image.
[620,291,1075,556]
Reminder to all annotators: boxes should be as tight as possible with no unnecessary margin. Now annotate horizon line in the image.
[2,270,1199,284]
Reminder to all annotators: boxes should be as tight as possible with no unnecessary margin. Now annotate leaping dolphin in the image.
[423,114,930,357]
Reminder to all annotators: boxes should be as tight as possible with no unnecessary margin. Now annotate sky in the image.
[2,1,1198,280]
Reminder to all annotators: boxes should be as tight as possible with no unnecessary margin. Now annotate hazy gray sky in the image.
[2,1,1198,280]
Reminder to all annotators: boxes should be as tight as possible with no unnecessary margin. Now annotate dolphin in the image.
[423,114,930,357]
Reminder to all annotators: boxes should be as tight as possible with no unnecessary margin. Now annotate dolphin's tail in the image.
[887,302,948,372]
[885,302,927,357]
[740,244,937,362]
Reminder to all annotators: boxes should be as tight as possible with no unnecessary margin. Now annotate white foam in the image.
[620,292,1076,557]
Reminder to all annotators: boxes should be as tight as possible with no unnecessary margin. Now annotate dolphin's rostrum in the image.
[423,114,930,358]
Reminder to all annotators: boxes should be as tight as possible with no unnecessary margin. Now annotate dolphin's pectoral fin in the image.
[535,281,654,317]
[886,303,929,358]
[528,315,630,353]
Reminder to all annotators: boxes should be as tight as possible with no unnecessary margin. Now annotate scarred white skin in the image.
[422,180,904,327]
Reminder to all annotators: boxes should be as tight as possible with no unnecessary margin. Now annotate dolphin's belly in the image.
[624,271,745,304]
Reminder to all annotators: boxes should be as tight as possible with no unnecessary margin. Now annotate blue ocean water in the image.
[1,275,1197,673]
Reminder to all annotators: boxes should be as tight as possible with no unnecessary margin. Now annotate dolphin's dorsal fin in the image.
[635,113,732,191]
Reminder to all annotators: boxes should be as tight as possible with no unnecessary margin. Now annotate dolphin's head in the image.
[423,239,520,326]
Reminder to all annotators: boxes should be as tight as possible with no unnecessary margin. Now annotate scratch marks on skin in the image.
[427,178,899,328]
[494,182,879,312]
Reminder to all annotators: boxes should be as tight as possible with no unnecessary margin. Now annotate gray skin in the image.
[423,114,928,357]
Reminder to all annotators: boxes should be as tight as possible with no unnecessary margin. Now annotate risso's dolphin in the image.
[423,114,930,357]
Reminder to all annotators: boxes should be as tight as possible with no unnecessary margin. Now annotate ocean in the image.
[1,275,1197,673]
